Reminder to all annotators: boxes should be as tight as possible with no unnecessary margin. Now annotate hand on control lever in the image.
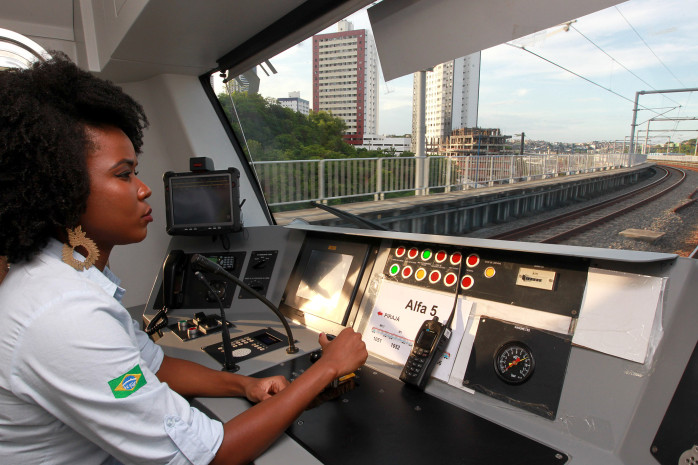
[306,328,366,409]
[317,328,367,379]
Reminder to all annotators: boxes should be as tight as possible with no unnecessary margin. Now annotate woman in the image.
[0,54,367,464]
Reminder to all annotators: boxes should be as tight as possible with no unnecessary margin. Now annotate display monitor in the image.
[164,168,242,235]
[280,233,376,335]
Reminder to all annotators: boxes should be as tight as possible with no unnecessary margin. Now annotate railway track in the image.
[487,165,687,244]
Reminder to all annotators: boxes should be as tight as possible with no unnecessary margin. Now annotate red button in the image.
[444,272,457,287]
[402,266,413,279]
[461,275,475,290]
[395,246,406,257]
[435,251,448,263]
[466,254,480,267]
[407,247,419,259]
[429,270,441,283]
[450,252,462,265]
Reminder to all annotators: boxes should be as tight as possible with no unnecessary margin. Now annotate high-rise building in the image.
[278,91,310,115]
[312,20,379,145]
[411,53,481,153]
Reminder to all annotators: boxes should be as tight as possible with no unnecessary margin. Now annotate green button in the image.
[421,249,432,260]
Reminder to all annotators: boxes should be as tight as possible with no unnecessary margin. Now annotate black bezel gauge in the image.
[494,341,535,384]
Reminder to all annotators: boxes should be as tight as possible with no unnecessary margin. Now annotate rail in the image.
[252,153,645,208]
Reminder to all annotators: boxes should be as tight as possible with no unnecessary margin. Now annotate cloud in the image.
[239,0,698,144]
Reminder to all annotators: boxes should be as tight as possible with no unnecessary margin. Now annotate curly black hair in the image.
[0,52,149,264]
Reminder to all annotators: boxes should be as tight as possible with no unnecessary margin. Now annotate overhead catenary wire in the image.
[615,5,687,89]
[614,6,695,136]
[568,24,682,108]
[505,42,666,117]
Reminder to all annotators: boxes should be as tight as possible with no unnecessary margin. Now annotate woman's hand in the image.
[316,327,368,379]
[212,328,367,464]
[242,375,289,403]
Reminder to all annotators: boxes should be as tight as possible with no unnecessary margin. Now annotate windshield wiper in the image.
[309,201,391,231]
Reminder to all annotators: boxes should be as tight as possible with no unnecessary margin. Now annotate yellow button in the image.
[484,267,496,278]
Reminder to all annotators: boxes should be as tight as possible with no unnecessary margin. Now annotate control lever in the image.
[306,334,357,409]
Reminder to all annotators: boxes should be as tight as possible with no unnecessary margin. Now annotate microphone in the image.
[194,271,238,372]
[190,254,299,354]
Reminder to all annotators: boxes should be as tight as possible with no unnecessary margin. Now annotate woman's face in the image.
[79,125,153,260]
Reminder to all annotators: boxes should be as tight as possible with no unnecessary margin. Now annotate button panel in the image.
[383,242,588,317]
[384,243,485,294]
[202,327,290,366]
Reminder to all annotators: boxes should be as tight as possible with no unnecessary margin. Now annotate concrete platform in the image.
[619,228,665,243]
[273,163,655,236]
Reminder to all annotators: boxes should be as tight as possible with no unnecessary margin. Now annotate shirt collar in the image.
[44,238,127,303]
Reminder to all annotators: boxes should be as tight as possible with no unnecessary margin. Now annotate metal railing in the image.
[252,153,646,207]
[647,153,698,167]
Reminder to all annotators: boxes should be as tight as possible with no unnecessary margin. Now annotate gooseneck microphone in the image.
[190,254,299,354]
[194,271,238,372]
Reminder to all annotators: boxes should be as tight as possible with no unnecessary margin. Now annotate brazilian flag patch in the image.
[108,364,146,399]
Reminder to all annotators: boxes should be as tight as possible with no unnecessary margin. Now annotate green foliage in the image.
[217,91,412,212]
[679,138,696,155]
[217,91,397,161]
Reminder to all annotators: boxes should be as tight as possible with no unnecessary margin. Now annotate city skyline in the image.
[246,0,698,145]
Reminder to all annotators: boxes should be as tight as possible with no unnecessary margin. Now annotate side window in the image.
[0,28,50,283]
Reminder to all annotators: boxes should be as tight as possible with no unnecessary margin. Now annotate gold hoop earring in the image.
[62,226,100,271]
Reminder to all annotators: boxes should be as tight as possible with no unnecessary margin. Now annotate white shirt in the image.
[0,239,223,464]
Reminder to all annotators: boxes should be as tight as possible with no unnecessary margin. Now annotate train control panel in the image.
[144,224,698,465]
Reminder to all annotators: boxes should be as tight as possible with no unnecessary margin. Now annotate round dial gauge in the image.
[494,342,535,384]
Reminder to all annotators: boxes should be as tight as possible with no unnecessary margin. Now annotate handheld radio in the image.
[400,259,463,389]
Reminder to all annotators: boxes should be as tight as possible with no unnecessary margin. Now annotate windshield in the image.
[205,0,698,255]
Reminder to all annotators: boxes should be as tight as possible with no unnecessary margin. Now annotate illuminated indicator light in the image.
[415,268,427,281]
[421,249,433,261]
[407,247,419,259]
[435,251,447,263]
[429,270,442,283]
[466,254,480,267]
[461,275,475,290]
[328,245,337,251]
[402,266,413,279]
[395,246,406,257]
[484,267,496,278]
[450,252,462,265]
[444,272,457,287]
[389,264,400,276]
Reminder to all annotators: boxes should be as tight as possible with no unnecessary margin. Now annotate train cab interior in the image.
[1,1,697,464]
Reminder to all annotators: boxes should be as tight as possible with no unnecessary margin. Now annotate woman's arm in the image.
[156,354,289,402]
[156,327,367,465]
[210,327,367,465]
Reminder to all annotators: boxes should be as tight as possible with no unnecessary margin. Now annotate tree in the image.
[218,92,362,161]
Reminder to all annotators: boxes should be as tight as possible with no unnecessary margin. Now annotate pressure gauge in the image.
[494,341,535,384]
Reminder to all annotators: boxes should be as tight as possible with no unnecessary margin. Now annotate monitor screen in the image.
[295,249,354,322]
[164,169,242,235]
[280,234,376,335]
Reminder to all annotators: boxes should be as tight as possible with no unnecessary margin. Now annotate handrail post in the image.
[488,155,494,186]
[376,158,383,201]
[465,156,471,189]
[319,159,326,204]
[445,157,452,193]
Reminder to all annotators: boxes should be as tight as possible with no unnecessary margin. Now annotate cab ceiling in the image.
[100,0,311,81]
[0,0,364,82]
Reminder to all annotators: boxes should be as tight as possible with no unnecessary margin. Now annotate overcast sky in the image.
[243,0,698,145]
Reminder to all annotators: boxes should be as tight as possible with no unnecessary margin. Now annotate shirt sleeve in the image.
[10,288,223,465]
[131,317,165,374]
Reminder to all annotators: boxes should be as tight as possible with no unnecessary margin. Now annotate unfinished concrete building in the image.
[436,128,511,156]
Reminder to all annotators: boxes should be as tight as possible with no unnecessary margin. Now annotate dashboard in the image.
[143,224,698,465]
